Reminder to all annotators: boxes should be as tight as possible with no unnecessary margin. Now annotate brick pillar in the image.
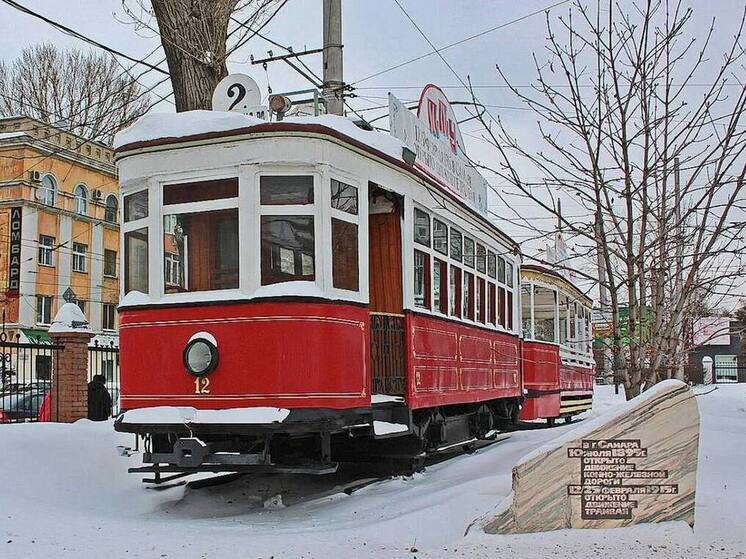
[48,303,93,423]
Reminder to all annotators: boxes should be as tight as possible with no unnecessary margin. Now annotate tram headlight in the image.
[183,337,218,376]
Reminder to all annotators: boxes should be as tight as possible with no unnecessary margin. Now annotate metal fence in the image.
[88,340,121,416]
[0,331,62,423]
[714,364,746,384]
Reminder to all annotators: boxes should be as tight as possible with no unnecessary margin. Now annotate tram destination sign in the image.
[567,439,677,520]
[389,86,489,216]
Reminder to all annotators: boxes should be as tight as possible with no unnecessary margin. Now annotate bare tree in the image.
[119,0,281,111]
[0,43,151,145]
[472,0,746,399]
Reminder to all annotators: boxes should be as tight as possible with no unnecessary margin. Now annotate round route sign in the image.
[212,73,263,114]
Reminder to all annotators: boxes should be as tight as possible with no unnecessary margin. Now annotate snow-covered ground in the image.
[0,384,744,558]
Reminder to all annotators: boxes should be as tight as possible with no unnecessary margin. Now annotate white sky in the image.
[2,0,744,303]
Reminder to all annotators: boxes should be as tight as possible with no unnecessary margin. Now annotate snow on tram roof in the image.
[113,110,407,162]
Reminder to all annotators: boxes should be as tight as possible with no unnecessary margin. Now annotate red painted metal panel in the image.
[520,392,561,420]
[406,313,522,409]
[522,341,560,390]
[118,301,369,410]
[560,363,595,392]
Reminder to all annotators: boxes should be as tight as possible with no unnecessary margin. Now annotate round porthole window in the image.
[183,334,219,377]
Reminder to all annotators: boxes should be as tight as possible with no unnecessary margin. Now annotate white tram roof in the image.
[114,110,519,251]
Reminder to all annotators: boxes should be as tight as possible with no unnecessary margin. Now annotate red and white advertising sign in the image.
[389,85,488,216]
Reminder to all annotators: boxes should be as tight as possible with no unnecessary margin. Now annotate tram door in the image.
[368,185,406,396]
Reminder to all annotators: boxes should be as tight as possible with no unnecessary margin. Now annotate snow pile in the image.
[120,405,290,424]
[373,420,409,435]
[371,394,405,404]
[113,110,408,163]
[48,302,92,333]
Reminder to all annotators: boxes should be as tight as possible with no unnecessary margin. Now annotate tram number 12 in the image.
[194,377,211,394]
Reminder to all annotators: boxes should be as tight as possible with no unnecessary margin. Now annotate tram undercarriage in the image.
[116,396,522,483]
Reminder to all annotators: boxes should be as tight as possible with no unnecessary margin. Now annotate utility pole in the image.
[322,0,344,115]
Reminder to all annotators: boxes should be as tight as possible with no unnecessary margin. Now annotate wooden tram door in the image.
[368,185,406,396]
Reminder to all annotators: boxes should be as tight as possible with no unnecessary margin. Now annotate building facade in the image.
[0,116,119,349]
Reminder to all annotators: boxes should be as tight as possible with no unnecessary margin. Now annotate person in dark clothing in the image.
[88,374,112,421]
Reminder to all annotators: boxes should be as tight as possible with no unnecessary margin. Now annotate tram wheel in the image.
[546,417,556,427]
[564,415,573,424]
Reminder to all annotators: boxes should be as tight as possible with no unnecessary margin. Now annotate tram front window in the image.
[163,209,239,293]
[261,215,315,285]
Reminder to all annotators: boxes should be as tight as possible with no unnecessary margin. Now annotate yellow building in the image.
[0,116,119,344]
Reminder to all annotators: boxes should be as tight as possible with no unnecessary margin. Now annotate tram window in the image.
[487,251,496,279]
[476,244,486,274]
[124,227,148,294]
[433,220,448,255]
[498,286,506,328]
[463,238,475,268]
[163,178,238,205]
[414,209,430,247]
[476,278,486,323]
[559,296,569,344]
[260,176,314,205]
[163,209,239,293]
[498,256,506,284]
[332,218,359,291]
[433,259,448,314]
[463,271,474,320]
[488,283,497,326]
[330,179,358,215]
[521,284,531,336]
[570,302,578,347]
[507,290,514,330]
[533,287,557,342]
[449,267,461,317]
[450,229,462,262]
[124,190,148,222]
[506,261,514,288]
[261,215,315,285]
[414,250,430,308]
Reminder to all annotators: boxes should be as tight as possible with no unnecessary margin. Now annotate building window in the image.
[38,235,54,266]
[39,174,56,206]
[104,249,117,277]
[105,195,118,223]
[102,303,116,330]
[414,208,430,247]
[260,175,313,205]
[332,219,359,291]
[463,237,475,268]
[163,209,239,293]
[433,259,448,314]
[414,250,430,309]
[36,295,53,325]
[124,190,148,222]
[72,243,87,273]
[433,219,448,255]
[124,228,148,294]
[35,355,52,381]
[261,215,315,285]
[330,179,358,215]
[74,184,88,215]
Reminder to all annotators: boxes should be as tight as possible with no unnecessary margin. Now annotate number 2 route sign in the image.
[212,73,267,118]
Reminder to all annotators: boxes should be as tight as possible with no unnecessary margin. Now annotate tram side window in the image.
[450,229,462,262]
[414,250,430,308]
[506,261,514,287]
[449,266,461,318]
[163,178,238,205]
[433,219,448,255]
[498,256,506,284]
[488,283,497,326]
[163,209,239,293]
[463,271,474,320]
[569,302,578,347]
[260,175,314,205]
[487,251,496,279]
[261,215,315,285]
[498,286,506,328]
[124,190,148,222]
[559,296,569,344]
[521,284,532,336]
[330,179,358,214]
[332,219,359,291]
[507,290,514,330]
[533,286,557,342]
[124,227,148,294]
[476,244,486,274]
[414,209,430,247]
[476,277,486,323]
[433,259,448,314]
[463,238,475,268]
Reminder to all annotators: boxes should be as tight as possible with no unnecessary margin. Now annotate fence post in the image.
[48,303,94,423]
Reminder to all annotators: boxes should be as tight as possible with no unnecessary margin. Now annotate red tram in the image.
[112,97,592,477]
